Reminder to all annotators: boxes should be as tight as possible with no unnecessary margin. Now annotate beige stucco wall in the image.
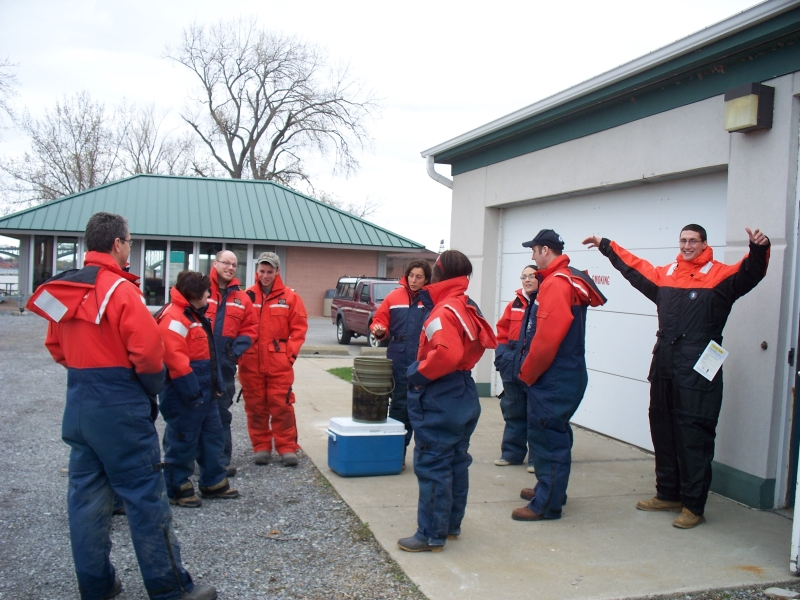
[448,72,800,505]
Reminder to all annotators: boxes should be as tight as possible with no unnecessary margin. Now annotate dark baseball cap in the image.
[522,229,564,252]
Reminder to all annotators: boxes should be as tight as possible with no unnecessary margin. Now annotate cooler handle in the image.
[327,430,337,443]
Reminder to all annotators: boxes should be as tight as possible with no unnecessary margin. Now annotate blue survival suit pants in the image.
[407,370,481,546]
[160,386,227,496]
[526,368,588,519]
[62,369,194,600]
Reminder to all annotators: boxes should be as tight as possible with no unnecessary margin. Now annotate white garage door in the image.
[498,171,728,451]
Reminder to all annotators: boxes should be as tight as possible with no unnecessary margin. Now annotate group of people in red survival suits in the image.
[28,209,773,600]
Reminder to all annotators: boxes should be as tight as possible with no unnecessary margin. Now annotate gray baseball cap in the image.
[256,251,280,268]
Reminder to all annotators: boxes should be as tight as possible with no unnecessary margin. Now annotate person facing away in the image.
[370,259,432,459]
[26,211,216,600]
[494,264,539,471]
[205,250,258,477]
[397,250,497,553]
[512,229,604,523]
[157,270,239,508]
[582,224,770,529]
[238,252,308,467]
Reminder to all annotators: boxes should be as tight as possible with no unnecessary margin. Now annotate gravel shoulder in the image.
[1,313,798,600]
[0,315,425,600]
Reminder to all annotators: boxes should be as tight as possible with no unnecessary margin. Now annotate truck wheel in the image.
[367,327,390,348]
[336,317,352,345]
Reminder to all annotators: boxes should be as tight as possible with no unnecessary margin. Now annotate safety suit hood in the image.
[26,251,139,324]
[675,244,714,266]
[422,276,497,350]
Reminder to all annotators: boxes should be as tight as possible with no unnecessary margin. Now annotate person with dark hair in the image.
[583,224,770,528]
[26,213,216,599]
[239,252,308,467]
[370,259,432,456]
[512,229,605,523]
[157,270,239,508]
[397,250,497,553]
[206,250,258,477]
[494,264,538,470]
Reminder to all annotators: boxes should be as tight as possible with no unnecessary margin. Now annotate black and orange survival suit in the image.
[597,238,770,515]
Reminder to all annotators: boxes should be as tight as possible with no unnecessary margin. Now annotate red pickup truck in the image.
[330,276,400,347]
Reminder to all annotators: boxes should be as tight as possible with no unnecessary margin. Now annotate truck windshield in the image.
[373,283,401,302]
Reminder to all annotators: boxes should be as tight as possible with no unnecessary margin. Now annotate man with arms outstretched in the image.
[583,225,769,528]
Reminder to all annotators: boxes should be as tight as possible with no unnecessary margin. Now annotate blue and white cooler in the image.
[327,416,406,477]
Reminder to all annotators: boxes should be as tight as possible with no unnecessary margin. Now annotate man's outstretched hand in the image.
[582,235,602,249]
[745,228,769,246]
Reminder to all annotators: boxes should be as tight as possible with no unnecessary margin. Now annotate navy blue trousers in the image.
[407,371,481,546]
[62,370,193,600]
[160,386,227,496]
[216,377,236,467]
[389,362,413,448]
[526,368,588,519]
[499,378,530,464]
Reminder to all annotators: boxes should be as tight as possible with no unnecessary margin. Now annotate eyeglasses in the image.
[119,238,134,247]
[215,260,238,268]
[520,274,538,281]
[679,239,703,246]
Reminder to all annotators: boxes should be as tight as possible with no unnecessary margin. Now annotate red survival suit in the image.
[238,274,308,455]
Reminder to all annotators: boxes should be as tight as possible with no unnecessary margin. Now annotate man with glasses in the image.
[26,212,216,599]
[583,224,770,529]
[206,250,257,477]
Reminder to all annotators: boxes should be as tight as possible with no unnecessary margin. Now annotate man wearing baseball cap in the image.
[512,229,594,522]
[238,252,308,467]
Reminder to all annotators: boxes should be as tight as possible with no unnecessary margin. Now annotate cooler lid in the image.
[328,416,406,436]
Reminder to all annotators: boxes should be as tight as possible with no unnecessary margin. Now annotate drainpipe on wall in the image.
[425,155,453,189]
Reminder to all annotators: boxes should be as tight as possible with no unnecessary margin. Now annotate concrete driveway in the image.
[292,355,796,600]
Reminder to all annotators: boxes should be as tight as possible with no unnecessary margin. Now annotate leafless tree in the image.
[0,58,19,130]
[118,103,196,176]
[316,190,382,219]
[166,18,379,188]
[0,92,125,206]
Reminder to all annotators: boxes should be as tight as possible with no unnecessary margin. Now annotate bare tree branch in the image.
[165,17,380,188]
[0,92,125,207]
[315,190,383,219]
[0,57,20,133]
[118,103,195,176]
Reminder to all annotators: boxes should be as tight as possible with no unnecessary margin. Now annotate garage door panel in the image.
[573,373,653,452]
[499,171,727,448]
[586,310,655,381]
[501,172,728,256]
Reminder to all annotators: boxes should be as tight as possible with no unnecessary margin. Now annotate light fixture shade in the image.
[723,83,774,133]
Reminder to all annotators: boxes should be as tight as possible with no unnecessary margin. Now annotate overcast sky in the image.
[0,0,760,250]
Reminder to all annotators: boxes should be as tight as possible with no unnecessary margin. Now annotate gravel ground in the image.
[1,312,799,600]
[0,315,425,599]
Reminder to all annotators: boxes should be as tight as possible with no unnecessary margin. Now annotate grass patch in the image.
[327,367,352,382]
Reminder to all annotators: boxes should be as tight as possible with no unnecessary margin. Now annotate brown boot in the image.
[511,506,544,521]
[169,482,202,508]
[520,488,535,501]
[199,478,239,500]
[673,507,705,529]
[636,496,682,512]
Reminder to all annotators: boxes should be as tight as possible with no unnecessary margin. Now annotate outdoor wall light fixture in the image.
[723,82,774,133]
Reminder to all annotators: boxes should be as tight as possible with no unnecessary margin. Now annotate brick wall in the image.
[284,247,379,317]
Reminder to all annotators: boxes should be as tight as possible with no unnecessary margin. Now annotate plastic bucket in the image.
[352,357,394,423]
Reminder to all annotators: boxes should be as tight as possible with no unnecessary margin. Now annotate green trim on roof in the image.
[437,7,800,175]
[0,174,423,250]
